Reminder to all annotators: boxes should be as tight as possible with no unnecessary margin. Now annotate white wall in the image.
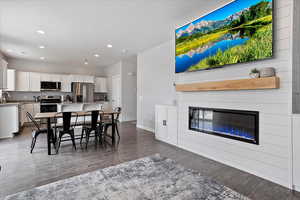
[137,41,177,131]
[292,0,300,113]
[137,0,295,189]
[7,58,105,76]
[104,61,122,105]
[121,56,137,121]
[292,0,300,191]
[104,57,138,122]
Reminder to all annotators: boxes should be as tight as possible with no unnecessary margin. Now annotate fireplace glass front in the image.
[189,107,259,144]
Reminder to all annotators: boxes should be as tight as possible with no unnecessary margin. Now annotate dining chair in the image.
[26,112,56,153]
[53,104,84,129]
[54,112,79,153]
[54,104,82,153]
[57,103,84,113]
[103,107,121,140]
[80,104,102,148]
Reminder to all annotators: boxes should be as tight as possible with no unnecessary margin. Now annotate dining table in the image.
[34,110,120,155]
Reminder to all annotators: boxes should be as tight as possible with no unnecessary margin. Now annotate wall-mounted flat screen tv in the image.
[175,0,273,73]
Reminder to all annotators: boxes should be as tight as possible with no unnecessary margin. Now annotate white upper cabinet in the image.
[40,73,50,82]
[84,75,94,83]
[95,77,107,93]
[70,75,94,83]
[40,73,61,82]
[16,71,30,91]
[29,72,41,91]
[13,70,94,92]
[70,74,80,83]
[50,74,61,82]
[6,69,16,91]
[16,71,40,91]
[61,75,72,92]
[0,59,8,89]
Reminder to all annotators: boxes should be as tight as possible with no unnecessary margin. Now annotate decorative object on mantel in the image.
[175,77,280,92]
[260,67,276,77]
[249,68,260,78]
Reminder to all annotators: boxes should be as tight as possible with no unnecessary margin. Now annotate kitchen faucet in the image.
[0,91,10,103]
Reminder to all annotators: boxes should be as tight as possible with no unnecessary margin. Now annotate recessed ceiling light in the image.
[84,59,88,65]
[36,30,45,35]
[107,44,112,48]
[40,57,45,60]
[39,45,45,49]
[94,54,100,57]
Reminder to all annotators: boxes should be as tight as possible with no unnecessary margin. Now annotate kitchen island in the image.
[0,103,19,139]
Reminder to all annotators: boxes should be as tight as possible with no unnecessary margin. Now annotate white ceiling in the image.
[0,0,229,70]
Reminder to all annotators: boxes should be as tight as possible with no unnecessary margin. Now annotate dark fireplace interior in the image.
[189,107,259,144]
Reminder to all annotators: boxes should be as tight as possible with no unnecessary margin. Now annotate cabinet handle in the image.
[163,120,167,126]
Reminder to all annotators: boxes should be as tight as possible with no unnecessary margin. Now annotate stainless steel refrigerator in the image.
[71,82,94,103]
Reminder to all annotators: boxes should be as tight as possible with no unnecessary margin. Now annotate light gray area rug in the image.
[3,154,250,200]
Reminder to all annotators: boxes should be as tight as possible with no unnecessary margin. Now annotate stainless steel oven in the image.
[40,103,58,113]
[40,96,61,113]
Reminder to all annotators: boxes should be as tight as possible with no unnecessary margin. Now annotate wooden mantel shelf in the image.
[175,77,280,92]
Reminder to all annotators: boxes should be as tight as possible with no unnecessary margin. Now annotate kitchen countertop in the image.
[0,101,40,106]
[0,103,20,107]
[0,101,108,106]
[8,101,39,104]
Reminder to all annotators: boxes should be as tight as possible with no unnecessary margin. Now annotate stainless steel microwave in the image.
[40,81,61,91]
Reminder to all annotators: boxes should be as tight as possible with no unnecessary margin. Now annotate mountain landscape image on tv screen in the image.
[175,0,273,73]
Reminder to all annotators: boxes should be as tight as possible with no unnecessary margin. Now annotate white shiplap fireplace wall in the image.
[175,0,294,188]
[137,0,296,189]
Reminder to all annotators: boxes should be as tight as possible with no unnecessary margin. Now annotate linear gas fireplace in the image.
[189,107,259,144]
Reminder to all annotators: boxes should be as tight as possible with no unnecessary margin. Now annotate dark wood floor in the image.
[0,121,299,199]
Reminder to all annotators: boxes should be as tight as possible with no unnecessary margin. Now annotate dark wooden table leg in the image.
[111,113,115,145]
[47,117,51,155]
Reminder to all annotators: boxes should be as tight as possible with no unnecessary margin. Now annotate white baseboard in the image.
[294,185,300,192]
[136,124,155,133]
[177,143,291,189]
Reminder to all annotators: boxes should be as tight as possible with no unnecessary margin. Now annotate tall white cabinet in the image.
[61,75,72,92]
[95,77,107,93]
[155,105,178,146]
[6,69,16,91]
[0,59,8,89]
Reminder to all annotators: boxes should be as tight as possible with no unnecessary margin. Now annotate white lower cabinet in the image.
[155,105,178,146]
[20,103,40,126]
